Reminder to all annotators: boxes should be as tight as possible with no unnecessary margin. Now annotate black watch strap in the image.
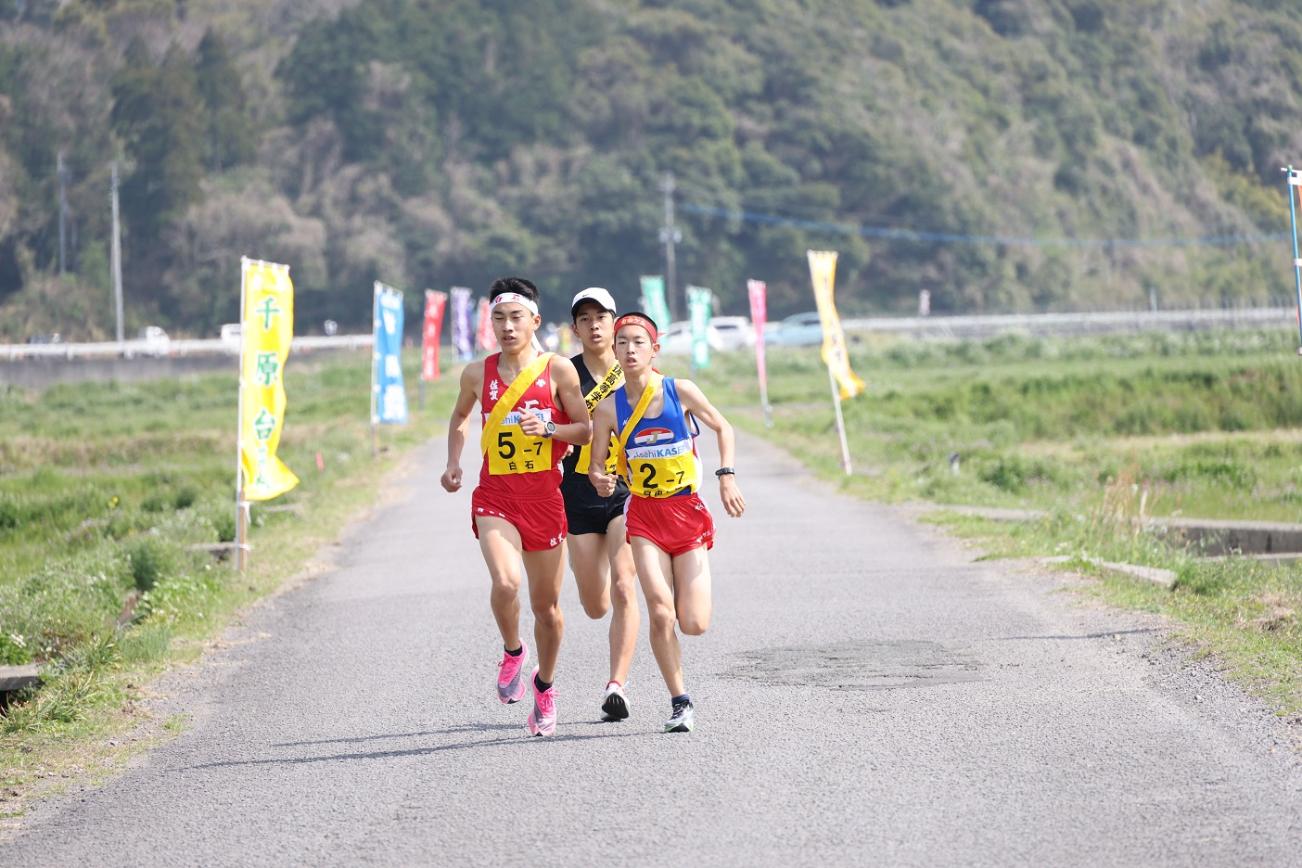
[715,467,735,477]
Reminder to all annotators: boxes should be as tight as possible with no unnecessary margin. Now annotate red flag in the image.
[422,290,447,381]
[475,297,497,352]
[747,279,769,398]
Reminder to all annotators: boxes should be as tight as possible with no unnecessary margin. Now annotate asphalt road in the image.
[3,432,1299,867]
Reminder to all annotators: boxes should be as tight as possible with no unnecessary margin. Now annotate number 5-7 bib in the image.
[481,353,554,476]
[488,410,552,475]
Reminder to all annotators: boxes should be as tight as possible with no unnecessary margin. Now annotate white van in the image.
[219,323,242,348]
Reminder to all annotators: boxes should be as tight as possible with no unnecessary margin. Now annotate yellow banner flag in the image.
[239,258,299,501]
[807,249,865,400]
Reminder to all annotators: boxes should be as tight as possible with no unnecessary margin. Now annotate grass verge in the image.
[682,329,1302,719]
[0,350,455,819]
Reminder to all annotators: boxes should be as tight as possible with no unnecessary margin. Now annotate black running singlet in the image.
[561,355,629,497]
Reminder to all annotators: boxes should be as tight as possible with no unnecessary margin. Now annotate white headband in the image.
[491,292,539,316]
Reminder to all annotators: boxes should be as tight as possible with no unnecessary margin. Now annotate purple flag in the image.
[451,286,473,361]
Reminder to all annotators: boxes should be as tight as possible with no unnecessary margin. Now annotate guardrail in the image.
[842,307,1295,337]
[1,307,1295,362]
[0,333,374,361]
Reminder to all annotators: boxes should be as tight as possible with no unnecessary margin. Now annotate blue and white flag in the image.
[372,281,408,425]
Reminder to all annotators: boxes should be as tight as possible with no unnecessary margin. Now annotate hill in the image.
[0,0,1299,338]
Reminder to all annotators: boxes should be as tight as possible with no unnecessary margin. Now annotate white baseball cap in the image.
[570,287,617,317]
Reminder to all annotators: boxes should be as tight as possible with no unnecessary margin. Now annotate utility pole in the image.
[57,150,68,275]
[659,173,682,321]
[110,161,125,343]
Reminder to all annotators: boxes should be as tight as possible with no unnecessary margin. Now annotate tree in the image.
[195,30,255,172]
[110,40,205,298]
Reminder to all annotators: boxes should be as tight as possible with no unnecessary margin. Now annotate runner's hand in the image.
[719,475,745,517]
[589,469,618,497]
[441,465,463,492]
[519,412,547,437]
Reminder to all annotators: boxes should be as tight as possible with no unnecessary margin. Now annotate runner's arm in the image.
[676,379,745,517]
[587,397,619,497]
[524,356,591,446]
[441,363,482,492]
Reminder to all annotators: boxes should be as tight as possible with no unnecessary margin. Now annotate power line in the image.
[680,202,1287,249]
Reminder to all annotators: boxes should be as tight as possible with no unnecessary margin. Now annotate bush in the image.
[0,493,17,530]
[126,538,178,592]
[979,455,1062,494]
[0,630,33,665]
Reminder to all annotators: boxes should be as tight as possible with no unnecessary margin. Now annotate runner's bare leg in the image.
[568,533,611,619]
[632,537,685,697]
[522,544,567,683]
[605,516,639,685]
[670,547,712,635]
[476,516,524,651]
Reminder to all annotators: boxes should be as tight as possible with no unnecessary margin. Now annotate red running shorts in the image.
[625,492,715,557]
[471,486,567,552]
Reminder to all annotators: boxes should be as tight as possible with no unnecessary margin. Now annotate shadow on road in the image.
[270,723,519,748]
[184,722,649,771]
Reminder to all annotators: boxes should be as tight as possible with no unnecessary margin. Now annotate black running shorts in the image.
[561,477,630,536]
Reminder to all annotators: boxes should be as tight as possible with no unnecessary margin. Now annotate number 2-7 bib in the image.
[616,376,699,499]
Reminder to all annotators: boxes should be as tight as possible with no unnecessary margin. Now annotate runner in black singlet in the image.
[560,287,640,722]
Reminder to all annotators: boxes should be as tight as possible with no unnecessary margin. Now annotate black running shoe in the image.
[664,698,694,733]
[601,682,629,721]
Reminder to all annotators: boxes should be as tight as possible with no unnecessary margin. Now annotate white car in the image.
[657,320,725,355]
[709,316,755,351]
[220,323,242,350]
[138,325,171,357]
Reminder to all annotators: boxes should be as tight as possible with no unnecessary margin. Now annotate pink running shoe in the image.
[526,668,557,737]
[497,643,529,704]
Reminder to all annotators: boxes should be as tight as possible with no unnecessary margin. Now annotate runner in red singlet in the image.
[588,312,746,733]
[440,277,591,737]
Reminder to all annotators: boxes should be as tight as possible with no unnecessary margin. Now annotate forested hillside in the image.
[1,0,1299,338]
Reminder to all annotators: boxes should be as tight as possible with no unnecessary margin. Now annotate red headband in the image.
[613,314,658,342]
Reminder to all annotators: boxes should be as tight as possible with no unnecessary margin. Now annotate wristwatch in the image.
[542,420,557,438]
[715,467,735,477]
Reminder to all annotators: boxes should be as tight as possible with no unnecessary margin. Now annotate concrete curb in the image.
[1041,555,1177,589]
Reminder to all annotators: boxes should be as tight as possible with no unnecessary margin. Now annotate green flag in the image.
[639,275,672,332]
[687,285,712,371]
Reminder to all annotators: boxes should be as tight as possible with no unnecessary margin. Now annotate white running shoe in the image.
[601,681,629,721]
[664,697,694,733]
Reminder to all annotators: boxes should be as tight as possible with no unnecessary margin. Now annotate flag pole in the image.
[827,353,852,475]
[235,257,250,572]
[1284,166,1302,354]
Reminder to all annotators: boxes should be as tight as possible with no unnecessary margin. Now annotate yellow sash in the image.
[481,353,554,475]
[575,362,623,474]
[616,375,662,479]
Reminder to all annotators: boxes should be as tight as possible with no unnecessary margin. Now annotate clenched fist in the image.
[588,469,618,497]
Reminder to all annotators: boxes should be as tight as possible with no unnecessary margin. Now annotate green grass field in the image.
[0,352,453,792]
[686,329,1302,717]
